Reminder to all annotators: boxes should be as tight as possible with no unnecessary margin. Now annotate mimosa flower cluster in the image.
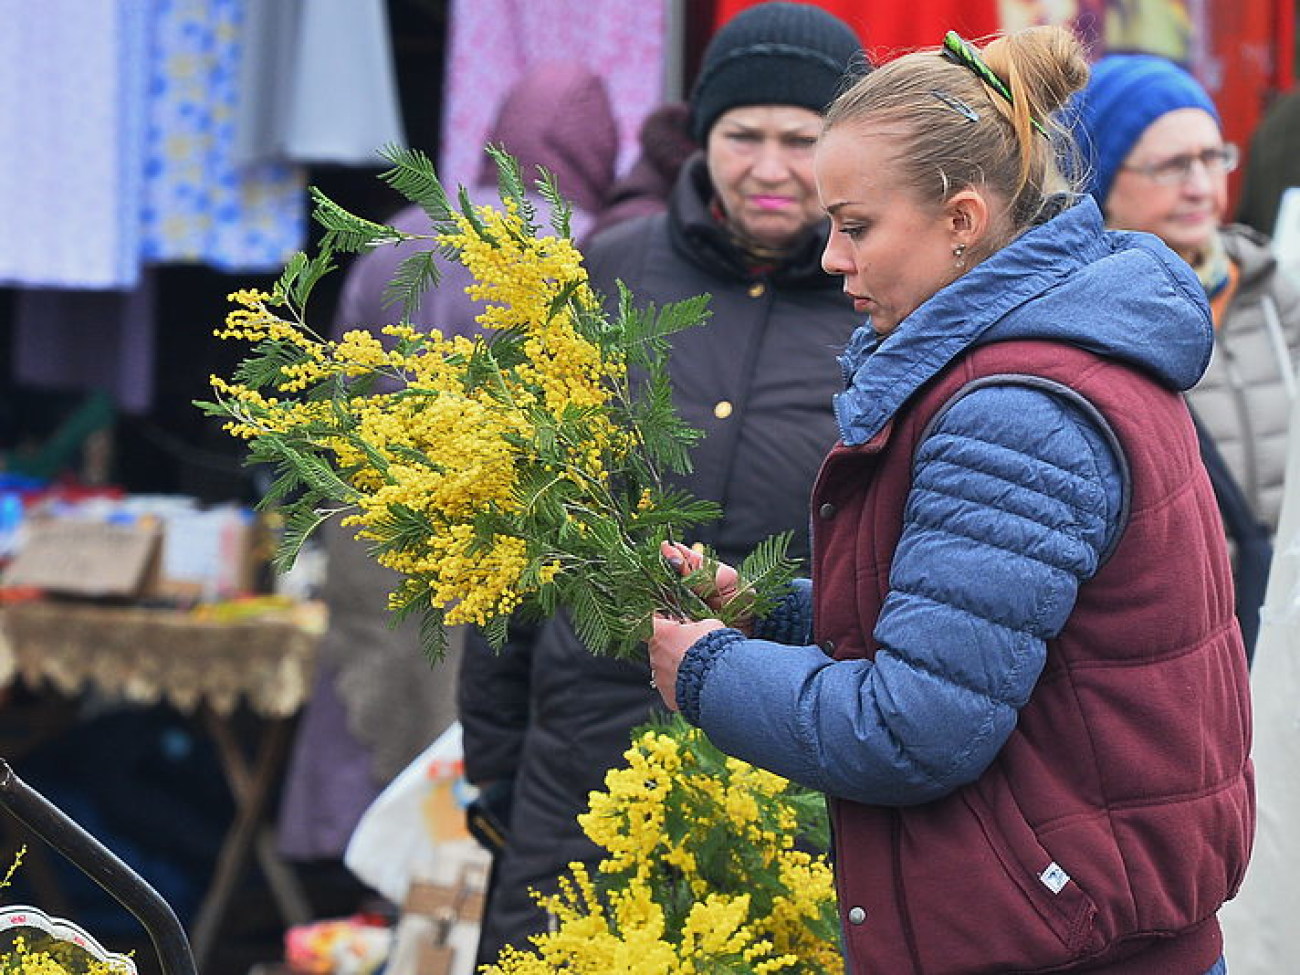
[201,146,795,659]
[484,715,843,975]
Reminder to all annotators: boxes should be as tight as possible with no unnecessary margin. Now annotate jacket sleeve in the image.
[752,577,814,645]
[677,384,1125,806]
[456,619,535,785]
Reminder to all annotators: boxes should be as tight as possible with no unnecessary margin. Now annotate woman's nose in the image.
[752,142,791,181]
[1180,157,1216,196]
[822,232,850,275]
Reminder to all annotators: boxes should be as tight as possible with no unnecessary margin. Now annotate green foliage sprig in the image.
[199,145,798,661]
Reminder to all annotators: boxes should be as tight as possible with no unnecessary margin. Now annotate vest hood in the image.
[834,195,1214,445]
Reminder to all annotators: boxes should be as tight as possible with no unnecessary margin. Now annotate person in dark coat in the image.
[1072,54,1300,659]
[456,2,866,964]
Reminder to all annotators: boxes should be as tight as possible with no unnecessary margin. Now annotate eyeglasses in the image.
[1122,144,1240,185]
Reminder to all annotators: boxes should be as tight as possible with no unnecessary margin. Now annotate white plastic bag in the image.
[345,721,473,901]
[343,721,491,975]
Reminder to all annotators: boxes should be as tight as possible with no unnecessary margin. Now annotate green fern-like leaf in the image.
[536,166,573,239]
[455,185,498,247]
[368,503,435,555]
[279,445,357,503]
[377,144,454,225]
[547,279,585,324]
[233,340,301,391]
[310,188,407,253]
[478,612,511,653]
[388,576,431,625]
[419,607,451,664]
[484,144,537,235]
[624,371,703,475]
[274,506,330,574]
[381,248,443,316]
[566,579,618,654]
[726,532,799,627]
[256,461,308,509]
[279,246,339,317]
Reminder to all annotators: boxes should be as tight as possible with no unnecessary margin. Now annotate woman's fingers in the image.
[660,540,744,614]
[660,540,702,575]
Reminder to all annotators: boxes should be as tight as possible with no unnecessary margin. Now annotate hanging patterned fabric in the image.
[234,0,407,167]
[139,0,307,272]
[0,0,150,288]
[438,0,665,198]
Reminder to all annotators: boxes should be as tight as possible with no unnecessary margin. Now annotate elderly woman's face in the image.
[705,104,825,250]
[1104,108,1227,262]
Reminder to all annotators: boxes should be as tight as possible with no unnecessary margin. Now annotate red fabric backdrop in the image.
[711,0,1000,59]
[1204,0,1294,207]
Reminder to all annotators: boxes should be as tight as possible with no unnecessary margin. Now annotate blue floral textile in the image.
[140,0,306,272]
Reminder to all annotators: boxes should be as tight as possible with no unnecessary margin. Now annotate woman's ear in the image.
[946,188,991,251]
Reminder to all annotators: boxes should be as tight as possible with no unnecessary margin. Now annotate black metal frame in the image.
[0,759,196,975]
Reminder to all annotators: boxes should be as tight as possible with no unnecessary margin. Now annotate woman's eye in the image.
[840,225,866,240]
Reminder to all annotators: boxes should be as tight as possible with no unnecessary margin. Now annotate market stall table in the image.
[0,598,325,973]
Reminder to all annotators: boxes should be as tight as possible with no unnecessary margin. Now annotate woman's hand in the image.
[661,540,753,635]
[648,614,725,710]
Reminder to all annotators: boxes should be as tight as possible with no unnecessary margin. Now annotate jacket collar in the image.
[834,196,1211,445]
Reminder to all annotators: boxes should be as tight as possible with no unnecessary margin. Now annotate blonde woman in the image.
[651,27,1250,975]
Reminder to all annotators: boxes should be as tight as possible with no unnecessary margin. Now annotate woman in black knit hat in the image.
[457,3,868,966]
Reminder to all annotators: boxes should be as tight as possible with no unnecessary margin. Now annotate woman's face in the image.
[705,104,825,250]
[816,123,965,336]
[1103,108,1227,263]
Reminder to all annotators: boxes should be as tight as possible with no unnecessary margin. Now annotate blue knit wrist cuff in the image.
[677,627,746,726]
[752,580,813,645]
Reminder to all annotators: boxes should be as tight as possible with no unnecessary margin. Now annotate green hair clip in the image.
[941,31,1047,136]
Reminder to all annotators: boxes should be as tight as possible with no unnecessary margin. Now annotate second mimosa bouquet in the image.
[200,146,795,660]
[484,715,843,974]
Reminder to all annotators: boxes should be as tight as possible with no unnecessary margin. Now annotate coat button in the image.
[819,502,836,519]
[748,282,766,298]
[714,400,733,419]
[848,906,867,925]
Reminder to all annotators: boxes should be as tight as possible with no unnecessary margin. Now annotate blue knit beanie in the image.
[1074,53,1220,207]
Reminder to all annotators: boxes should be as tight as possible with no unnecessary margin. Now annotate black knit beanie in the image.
[689,2,865,144]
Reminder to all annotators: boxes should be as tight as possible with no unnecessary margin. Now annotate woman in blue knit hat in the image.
[1075,53,1300,654]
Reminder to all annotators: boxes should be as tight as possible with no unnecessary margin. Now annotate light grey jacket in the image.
[1190,223,1300,532]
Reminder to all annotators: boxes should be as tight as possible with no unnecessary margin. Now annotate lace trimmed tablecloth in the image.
[0,600,323,717]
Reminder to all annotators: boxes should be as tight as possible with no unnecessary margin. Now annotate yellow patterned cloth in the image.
[0,600,323,717]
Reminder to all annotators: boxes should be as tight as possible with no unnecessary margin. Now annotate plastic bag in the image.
[343,722,491,975]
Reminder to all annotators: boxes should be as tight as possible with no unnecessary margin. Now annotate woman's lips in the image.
[751,195,795,210]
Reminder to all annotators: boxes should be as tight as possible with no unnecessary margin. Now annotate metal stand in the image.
[0,759,196,975]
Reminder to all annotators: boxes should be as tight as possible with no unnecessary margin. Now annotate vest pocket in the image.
[959,782,1106,960]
